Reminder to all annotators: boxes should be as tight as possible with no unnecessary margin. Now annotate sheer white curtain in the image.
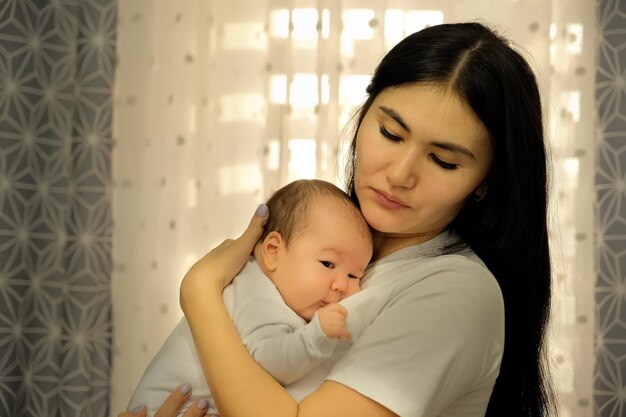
[110,1,596,415]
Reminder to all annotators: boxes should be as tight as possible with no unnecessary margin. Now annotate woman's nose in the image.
[386,149,418,188]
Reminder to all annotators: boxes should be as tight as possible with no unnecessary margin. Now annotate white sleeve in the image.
[250,313,337,385]
[326,258,504,417]
[232,265,338,385]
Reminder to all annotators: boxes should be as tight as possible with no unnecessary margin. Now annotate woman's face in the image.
[354,83,493,247]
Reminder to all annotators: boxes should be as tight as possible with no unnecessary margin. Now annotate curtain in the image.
[0,1,116,416]
[594,1,626,416]
[111,1,597,416]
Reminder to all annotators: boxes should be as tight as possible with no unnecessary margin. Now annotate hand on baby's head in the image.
[316,303,351,340]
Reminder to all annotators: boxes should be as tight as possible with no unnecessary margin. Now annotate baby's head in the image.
[255,179,373,321]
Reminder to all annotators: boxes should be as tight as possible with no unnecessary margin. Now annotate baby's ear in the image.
[259,231,283,271]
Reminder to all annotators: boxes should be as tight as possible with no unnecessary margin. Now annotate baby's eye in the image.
[348,274,361,280]
[320,261,334,269]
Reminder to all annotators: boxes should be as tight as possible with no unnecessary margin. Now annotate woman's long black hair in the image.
[345,22,556,417]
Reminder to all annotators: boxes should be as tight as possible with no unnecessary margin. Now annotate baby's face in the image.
[272,196,373,321]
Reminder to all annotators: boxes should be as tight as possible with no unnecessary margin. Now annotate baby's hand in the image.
[316,303,351,340]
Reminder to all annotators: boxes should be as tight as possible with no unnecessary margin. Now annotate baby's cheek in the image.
[344,280,361,298]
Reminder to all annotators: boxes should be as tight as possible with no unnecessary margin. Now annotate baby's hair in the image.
[261,179,366,247]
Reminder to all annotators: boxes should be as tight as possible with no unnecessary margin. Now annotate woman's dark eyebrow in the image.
[432,142,476,159]
[379,106,411,132]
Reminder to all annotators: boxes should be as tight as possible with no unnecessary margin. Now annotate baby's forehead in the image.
[331,199,370,233]
[308,195,362,221]
[304,197,371,239]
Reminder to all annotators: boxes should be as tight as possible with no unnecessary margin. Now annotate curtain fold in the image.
[0,1,116,416]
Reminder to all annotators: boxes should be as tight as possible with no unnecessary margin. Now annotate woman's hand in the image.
[180,204,269,313]
[117,384,216,417]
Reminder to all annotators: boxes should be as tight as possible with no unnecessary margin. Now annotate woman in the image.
[121,22,556,417]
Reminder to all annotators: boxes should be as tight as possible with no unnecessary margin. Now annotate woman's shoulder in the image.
[365,248,504,334]
[364,250,505,366]
[348,246,503,340]
[332,245,504,417]
[410,253,503,313]
[389,253,502,308]
[365,240,499,295]
[420,252,497,287]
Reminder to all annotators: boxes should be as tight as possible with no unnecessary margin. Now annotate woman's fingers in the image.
[119,389,210,417]
[180,399,211,417]
[181,205,270,310]
[117,405,146,417]
[251,203,270,229]
[235,204,269,255]
[153,384,193,417]
[213,205,268,285]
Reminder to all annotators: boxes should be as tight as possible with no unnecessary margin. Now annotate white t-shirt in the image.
[131,231,503,417]
[325,231,505,417]
[128,259,342,416]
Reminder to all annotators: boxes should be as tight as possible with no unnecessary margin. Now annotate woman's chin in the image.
[361,208,407,235]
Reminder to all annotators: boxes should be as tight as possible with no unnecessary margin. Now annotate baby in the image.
[127,179,373,416]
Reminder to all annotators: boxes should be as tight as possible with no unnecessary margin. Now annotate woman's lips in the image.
[373,189,409,210]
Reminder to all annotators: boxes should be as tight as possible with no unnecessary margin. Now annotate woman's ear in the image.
[473,182,488,202]
[258,231,283,271]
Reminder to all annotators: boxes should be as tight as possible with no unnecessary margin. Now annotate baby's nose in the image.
[331,275,349,293]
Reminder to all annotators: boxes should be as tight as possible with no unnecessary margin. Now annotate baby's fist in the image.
[317,303,351,340]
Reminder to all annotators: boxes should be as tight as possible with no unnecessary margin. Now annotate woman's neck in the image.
[371,230,441,261]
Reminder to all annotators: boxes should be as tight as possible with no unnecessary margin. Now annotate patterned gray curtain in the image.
[0,1,116,416]
[595,0,626,416]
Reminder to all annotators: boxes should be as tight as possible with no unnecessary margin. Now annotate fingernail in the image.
[178,383,191,395]
[130,405,145,416]
[198,398,209,410]
[255,204,268,217]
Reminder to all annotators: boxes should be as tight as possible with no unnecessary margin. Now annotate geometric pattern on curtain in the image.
[0,1,116,416]
[594,0,626,416]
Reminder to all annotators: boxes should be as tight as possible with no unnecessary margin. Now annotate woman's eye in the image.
[320,261,334,269]
[378,124,402,142]
[431,154,458,170]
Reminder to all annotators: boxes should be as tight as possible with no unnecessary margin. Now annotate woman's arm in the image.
[180,207,397,417]
[180,206,296,416]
